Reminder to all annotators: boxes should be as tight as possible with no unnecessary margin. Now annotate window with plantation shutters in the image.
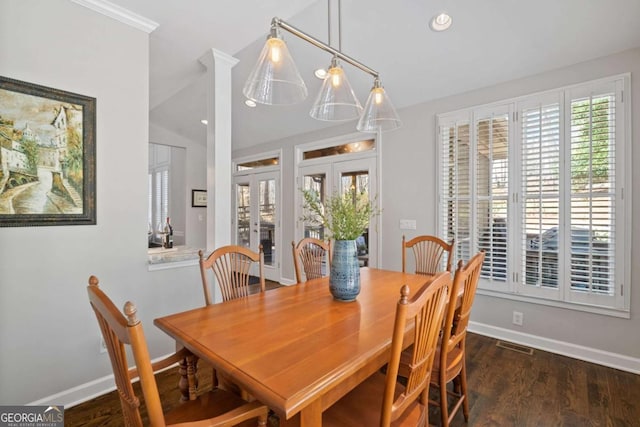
[566,83,619,306]
[439,116,472,267]
[154,169,169,228]
[476,108,510,287]
[437,74,629,314]
[520,97,561,297]
[149,143,171,240]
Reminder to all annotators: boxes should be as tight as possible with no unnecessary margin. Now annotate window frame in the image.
[436,74,631,317]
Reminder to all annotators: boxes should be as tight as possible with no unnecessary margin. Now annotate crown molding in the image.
[71,0,159,33]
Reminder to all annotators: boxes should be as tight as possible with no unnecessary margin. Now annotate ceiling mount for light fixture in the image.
[430,12,452,32]
[242,0,401,133]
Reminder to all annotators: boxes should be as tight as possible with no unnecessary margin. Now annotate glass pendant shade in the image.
[243,34,308,105]
[310,59,362,121]
[356,79,401,132]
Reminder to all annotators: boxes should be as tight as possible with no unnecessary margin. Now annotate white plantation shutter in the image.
[151,168,170,232]
[475,108,510,287]
[566,82,619,306]
[439,115,472,266]
[161,169,169,224]
[148,173,153,228]
[438,75,629,313]
[519,96,562,298]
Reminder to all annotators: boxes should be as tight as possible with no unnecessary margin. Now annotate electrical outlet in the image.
[99,337,107,354]
[512,311,524,326]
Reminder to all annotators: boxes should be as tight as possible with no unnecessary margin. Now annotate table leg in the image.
[178,354,198,401]
[300,400,322,427]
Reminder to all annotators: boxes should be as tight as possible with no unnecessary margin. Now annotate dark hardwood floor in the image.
[64,332,640,426]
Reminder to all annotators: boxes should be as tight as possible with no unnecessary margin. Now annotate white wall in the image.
[235,48,640,366]
[0,1,206,405]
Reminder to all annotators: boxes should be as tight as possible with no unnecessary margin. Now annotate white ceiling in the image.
[105,0,640,149]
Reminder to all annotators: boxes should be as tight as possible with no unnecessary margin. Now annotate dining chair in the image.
[198,245,265,393]
[86,275,268,427]
[430,250,485,427]
[199,244,265,305]
[291,237,331,283]
[402,234,455,275]
[322,271,451,426]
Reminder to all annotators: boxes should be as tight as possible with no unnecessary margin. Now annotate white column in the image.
[199,49,239,255]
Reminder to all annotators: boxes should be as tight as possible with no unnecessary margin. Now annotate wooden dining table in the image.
[154,267,434,427]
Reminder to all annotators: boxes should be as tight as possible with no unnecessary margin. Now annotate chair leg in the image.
[211,367,219,388]
[420,388,429,427]
[460,362,469,421]
[440,372,449,427]
[453,376,461,394]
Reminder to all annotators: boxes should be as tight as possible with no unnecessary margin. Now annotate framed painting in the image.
[191,189,207,207]
[0,76,96,227]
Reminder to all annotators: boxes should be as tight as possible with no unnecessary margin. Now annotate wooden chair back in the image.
[443,251,485,352]
[381,272,450,425]
[88,276,268,427]
[291,237,331,283]
[87,276,171,426]
[199,245,265,305]
[402,235,455,275]
[432,250,485,426]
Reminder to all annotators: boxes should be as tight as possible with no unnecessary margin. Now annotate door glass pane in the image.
[302,139,375,160]
[302,173,326,239]
[259,178,276,266]
[236,183,250,248]
[236,156,279,171]
[340,170,369,266]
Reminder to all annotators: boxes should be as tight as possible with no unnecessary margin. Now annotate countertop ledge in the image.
[148,246,204,269]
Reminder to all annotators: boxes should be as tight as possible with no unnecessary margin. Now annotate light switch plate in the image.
[399,219,417,230]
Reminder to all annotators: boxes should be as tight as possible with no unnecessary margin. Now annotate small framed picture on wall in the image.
[191,189,207,207]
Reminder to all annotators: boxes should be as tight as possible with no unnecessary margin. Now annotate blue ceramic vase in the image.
[330,240,361,301]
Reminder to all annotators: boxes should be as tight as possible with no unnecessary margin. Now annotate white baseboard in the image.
[469,321,640,374]
[28,373,118,408]
[28,353,178,408]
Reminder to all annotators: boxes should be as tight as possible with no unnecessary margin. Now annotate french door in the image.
[233,170,280,281]
[298,157,378,267]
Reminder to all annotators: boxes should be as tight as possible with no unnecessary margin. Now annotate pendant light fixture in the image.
[242,0,401,132]
[309,1,362,121]
[357,78,401,132]
[243,25,308,105]
[309,56,362,121]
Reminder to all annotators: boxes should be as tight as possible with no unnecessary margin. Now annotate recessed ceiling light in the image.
[430,12,452,32]
[314,68,328,79]
[200,119,208,125]
[245,99,257,107]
